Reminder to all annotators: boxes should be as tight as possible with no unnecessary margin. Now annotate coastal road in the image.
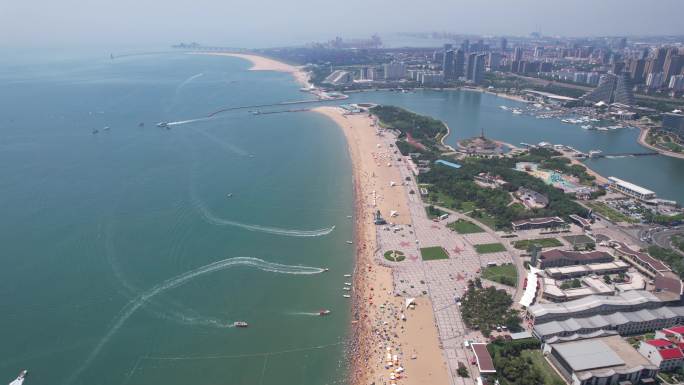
[650,227,684,255]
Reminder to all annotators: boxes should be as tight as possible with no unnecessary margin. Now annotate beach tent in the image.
[405,298,416,309]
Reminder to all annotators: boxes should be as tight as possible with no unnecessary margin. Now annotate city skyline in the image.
[2,0,684,48]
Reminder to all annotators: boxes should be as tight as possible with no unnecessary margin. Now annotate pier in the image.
[594,152,659,158]
[207,99,329,117]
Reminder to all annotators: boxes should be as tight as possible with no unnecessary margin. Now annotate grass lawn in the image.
[474,243,506,254]
[420,246,449,261]
[425,205,448,219]
[520,350,565,385]
[468,212,497,231]
[383,250,406,262]
[481,264,518,287]
[459,201,477,213]
[585,202,638,224]
[448,219,485,234]
[563,234,595,245]
[513,238,563,250]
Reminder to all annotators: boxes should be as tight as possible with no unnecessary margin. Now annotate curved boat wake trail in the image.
[67,257,325,385]
[189,184,335,237]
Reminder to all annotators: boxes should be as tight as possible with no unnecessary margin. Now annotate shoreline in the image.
[191,52,311,88]
[314,106,450,385]
[637,126,684,160]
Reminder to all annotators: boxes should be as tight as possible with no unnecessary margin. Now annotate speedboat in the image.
[319,309,331,316]
[322,268,329,272]
[233,321,248,328]
[227,193,233,198]
[156,121,169,128]
[103,126,110,131]
[343,287,351,291]
[343,294,351,298]
[343,274,352,277]
[346,241,353,244]
[344,282,352,286]
[8,370,27,385]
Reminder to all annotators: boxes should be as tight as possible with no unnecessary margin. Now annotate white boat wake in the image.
[190,188,335,237]
[67,257,325,384]
[167,117,213,126]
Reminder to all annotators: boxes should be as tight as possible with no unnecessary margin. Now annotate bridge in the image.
[594,152,659,158]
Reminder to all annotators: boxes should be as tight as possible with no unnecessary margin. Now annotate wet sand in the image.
[314,107,449,385]
[193,52,311,88]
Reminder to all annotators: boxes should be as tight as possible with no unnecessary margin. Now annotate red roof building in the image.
[638,338,684,371]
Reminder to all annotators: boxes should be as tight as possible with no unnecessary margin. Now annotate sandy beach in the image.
[194,52,311,88]
[314,107,449,385]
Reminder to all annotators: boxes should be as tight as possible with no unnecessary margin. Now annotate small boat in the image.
[346,215,352,218]
[322,268,329,272]
[344,282,352,286]
[233,321,248,328]
[343,294,351,298]
[227,193,233,198]
[319,309,331,316]
[103,126,110,131]
[343,274,352,277]
[346,241,353,244]
[138,122,145,127]
[8,370,27,385]
[156,121,169,128]
[343,287,351,291]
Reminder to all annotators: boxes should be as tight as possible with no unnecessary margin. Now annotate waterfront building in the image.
[383,62,406,80]
[638,339,684,371]
[545,261,630,280]
[443,49,455,80]
[454,49,465,79]
[472,54,486,84]
[607,176,656,201]
[583,73,635,105]
[534,46,544,58]
[544,335,659,385]
[500,37,507,51]
[488,52,501,71]
[528,290,664,324]
[538,249,613,269]
[420,72,444,85]
[323,70,354,85]
[512,217,565,231]
[461,39,470,53]
[533,306,684,342]
[465,53,476,81]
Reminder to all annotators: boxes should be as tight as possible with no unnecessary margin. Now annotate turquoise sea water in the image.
[344,89,684,203]
[0,53,353,385]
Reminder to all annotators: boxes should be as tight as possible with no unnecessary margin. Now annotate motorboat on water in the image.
[343,294,351,298]
[344,282,352,286]
[322,268,329,272]
[346,241,353,244]
[319,309,331,316]
[343,287,351,291]
[8,370,27,385]
[233,321,248,328]
[156,121,169,128]
[227,193,233,198]
[343,274,352,277]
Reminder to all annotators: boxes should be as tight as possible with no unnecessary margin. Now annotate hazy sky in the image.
[2,0,683,48]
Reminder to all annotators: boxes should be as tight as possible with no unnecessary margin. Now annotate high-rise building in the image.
[488,52,501,71]
[586,72,600,86]
[513,47,523,62]
[443,49,455,80]
[612,62,625,74]
[534,46,544,58]
[664,54,684,83]
[648,47,670,74]
[465,53,477,81]
[461,39,470,53]
[629,59,646,83]
[454,49,465,79]
[383,62,406,80]
[669,74,684,91]
[500,37,508,51]
[583,73,635,105]
[574,72,588,84]
[613,73,635,105]
[617,37,627,50]
[646,72,664,89]
[472,54,486,84]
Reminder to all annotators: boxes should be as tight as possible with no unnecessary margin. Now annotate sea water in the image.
[0,52,353,385]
